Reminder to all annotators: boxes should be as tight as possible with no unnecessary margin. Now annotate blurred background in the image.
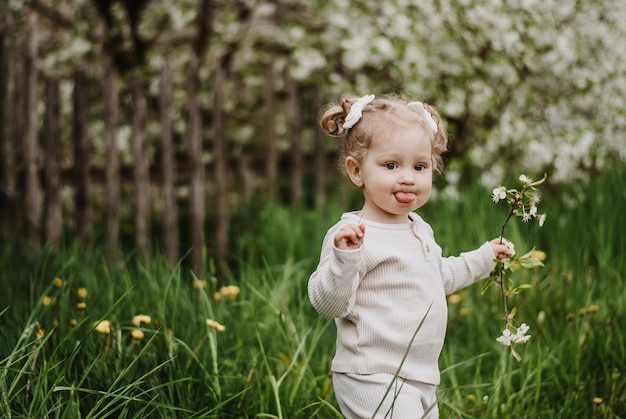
[1,0,625,276]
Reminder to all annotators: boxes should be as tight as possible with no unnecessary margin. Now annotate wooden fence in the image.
[0,15,334,279]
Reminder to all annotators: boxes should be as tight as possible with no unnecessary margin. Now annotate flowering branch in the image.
[486,174,547,361]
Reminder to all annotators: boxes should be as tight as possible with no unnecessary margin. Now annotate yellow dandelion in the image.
[77,302,87,310]
[278,352,292,367]
[459,307,471,317]
[220,285,240,300]
[37,327,45,338]
[213,291,222,302]
[193,279,207,289]
[54,277,63,287]
[131,328,145,340]
[579,308,587,316]
[566,313,575,321]
[467,394,476,402]
[69,318,77,326]
[95,320,111,334]
[42,296,52,306]
[132,314,151,327]
[587,305,599,313]
[531,250,547,261]
[77,287,88,299]
[448,294,461,305]
[593,397,603,405]
[205,319,226,332]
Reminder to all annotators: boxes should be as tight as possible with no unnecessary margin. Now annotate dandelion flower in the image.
[213,292,222,302]
[131,328,144,340]
[448,294,461,304]
[567,313,575,321]
[467,394,476,402]
[193,279,207,289]
[593,397,603,405]
[54,277,63,287]
[206,318,226,332]
[459,308,471,316]
[77,287,88,298]
[220,285,240,300]
[132,314,151,327]
[587,305,599,313]
[77,302,87,310]
[95,320,111,334]
[42,296,52,306]
[531,250,547,261]
[37,327,45,338]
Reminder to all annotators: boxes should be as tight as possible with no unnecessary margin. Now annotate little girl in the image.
[308,94,511,418]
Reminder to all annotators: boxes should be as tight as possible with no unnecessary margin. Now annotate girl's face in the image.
[346,123,433,223]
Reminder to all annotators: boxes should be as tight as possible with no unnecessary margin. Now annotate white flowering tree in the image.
[3,0,625,187]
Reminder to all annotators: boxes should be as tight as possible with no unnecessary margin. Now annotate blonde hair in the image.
[319,95,448,175]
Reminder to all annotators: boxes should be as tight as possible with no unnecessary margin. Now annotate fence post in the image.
[313,84,327,214]
[262,59,277,202]
[287,72,302,212]
[103,59,120,259]
[187,52,204,273]
[213,60,228,282]
[131,71,151,258]
[160,57,179,264]
[73,67,91,242]
[43,75,61,248]
[24,14,40,252]
[0,11,17,236]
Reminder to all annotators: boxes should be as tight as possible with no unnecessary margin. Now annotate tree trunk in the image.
[187,53,204,273]
[287,73,302,212]
[103,59,120,259]
[0,12,16,236]
[262,59,277,201]
[213,60,228,282]
[23,15,40,251]
[73,68,91,241]
[313,84,327,215]
[131,72,151,257]
[160,57,179,264]
[43,75,61,248]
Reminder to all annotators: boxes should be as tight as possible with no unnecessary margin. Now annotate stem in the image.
[498,191,522,328]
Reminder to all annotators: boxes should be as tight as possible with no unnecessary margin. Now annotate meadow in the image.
[1,168,625,418]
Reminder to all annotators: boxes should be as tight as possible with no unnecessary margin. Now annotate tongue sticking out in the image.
[395,192,416,203]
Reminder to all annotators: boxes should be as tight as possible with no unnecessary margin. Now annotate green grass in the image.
[1,167,625,418]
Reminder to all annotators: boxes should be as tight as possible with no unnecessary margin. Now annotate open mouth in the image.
[394,191,416,203]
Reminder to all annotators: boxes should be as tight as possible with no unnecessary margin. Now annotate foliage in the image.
[3,0,625,183]
[1,167,625,418]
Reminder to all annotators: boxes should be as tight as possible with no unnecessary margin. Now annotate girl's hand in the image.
[490,238,514,262]
[334,224,365,250]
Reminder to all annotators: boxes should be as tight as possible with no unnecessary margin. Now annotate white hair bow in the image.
[342,94,375,129]
[407,101,438,134]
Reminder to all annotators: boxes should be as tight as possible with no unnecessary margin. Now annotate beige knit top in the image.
[308,211,496,385]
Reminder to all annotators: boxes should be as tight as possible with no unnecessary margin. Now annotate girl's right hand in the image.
[334,224,365,250]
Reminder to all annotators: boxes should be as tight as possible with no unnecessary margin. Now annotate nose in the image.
[398,167,416,185]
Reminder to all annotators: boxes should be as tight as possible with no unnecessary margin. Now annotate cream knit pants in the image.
[333,372,438,419]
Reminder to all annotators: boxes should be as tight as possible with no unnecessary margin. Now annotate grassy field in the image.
[1,168,625,418]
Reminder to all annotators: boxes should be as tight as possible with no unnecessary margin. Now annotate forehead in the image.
[369,121,432,153]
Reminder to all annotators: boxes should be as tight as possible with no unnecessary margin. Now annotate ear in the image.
[345,156,363,188]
